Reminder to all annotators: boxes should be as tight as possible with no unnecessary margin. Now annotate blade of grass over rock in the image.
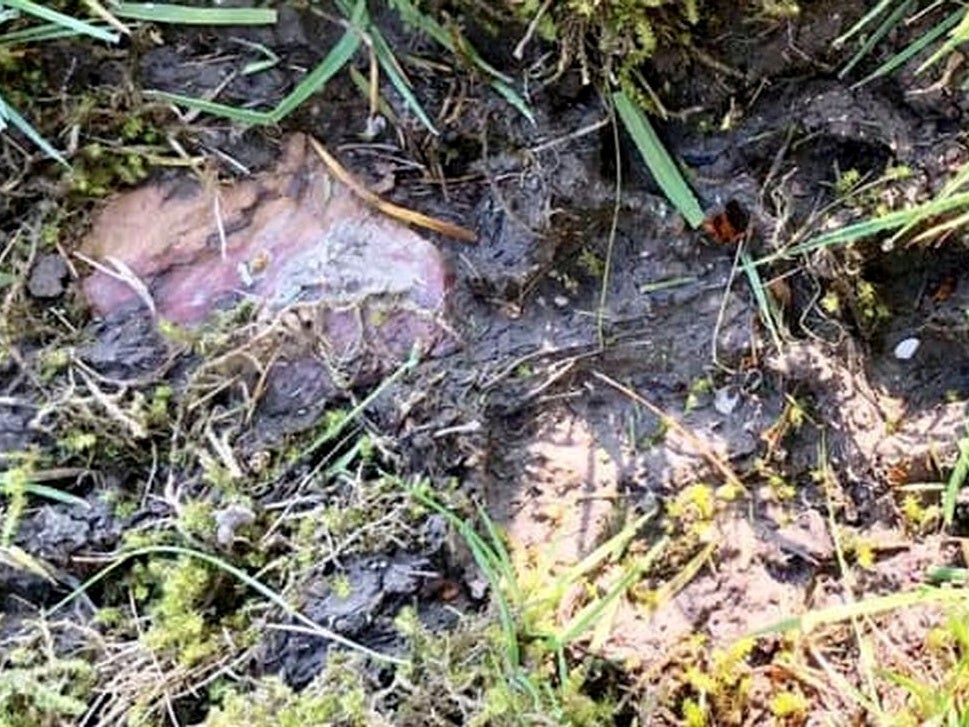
[20,483,91,509]
[2,0,118,42]
[45,545,408,665]
[942,427,969,527]
[114,3,276,25]
[0,92,69,166]
[853,8,963,88]
[613,90,704,228]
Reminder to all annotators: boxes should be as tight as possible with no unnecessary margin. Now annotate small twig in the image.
[513,0,552,60]
[74,250,156,317]
[308,135,477,243]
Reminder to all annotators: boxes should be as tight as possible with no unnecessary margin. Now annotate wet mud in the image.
[2,0,969,720]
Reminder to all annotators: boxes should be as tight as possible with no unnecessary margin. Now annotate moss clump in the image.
[204,655,381,727]
[0,649,95,726]
[133,556,248,668]
[487,0,801,109]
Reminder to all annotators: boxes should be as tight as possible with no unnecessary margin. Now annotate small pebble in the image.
[893,337,920,361]
[714,386,740,415]
[27,254,69,299]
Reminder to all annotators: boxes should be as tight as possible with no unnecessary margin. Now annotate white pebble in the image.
[893,337,920,360]
[714,386,740,415]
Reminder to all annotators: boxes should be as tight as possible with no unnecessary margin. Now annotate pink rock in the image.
[79,134,455,361]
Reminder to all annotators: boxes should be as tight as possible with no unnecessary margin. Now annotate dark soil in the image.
[2,0,969,723]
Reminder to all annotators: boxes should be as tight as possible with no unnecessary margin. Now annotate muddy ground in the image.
[3,0,969,724]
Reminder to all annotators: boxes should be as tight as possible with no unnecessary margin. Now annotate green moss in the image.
[205,657,377,727]
[0,657,95,726]
[179,500,217,539]
[133,556,242,668]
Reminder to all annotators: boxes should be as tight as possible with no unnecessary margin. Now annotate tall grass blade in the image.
[147,91,273,124]
[943,428,969,527]
[148,1,363,125]
[853,8,963,88]
[751,586,965,636]
[917,7,969,75]
[2,0,118,42]
[0,92,69,166]
[741,250,783,351]
[833,0,893,47]
[755,191,969,266]
[270,23,362,122]
[114,3,276,25]
[838,0,915,79]
[410,486,521,665]
[613,90,705,228]
[388,0,533,122]
[0,20,111,44]
[335,0,438,134]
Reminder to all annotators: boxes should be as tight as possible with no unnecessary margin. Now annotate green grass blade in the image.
[755,191,969,266]
[943,429,969,527]
[833,0,894,47]
[269,20,362,122]
[147,90,273,124]
[410,486,521,665]
[0,92,69,166]
[45,544,408,665]
[371,28,439,134]
[556,535,669,647]
[0,20,111,45]
[741,250,783,351]
[335,0,438,135]
[838,0,915,79]
[390,0,511,83]
[751,586,965,636]
[1,0,118,42]
[22,483,91,509]
[148,1,363,125]
[853,8,963,88]
[917,7,969,75]
[114,3,276,25]
[474,501,522,603]
[302,345,418,458]
[490,79,535,125]
[389,0,533,122]
[613,90,705,228]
